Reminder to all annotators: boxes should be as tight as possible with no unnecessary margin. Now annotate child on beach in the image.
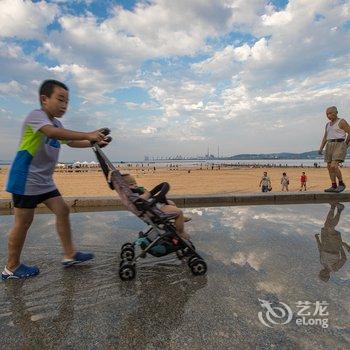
[2,79,111,280]
[280,172,289,192]
[300,172,307,191]
[122,174,190,239]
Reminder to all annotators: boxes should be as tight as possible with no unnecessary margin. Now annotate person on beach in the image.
[300,171,307,191]
[319,106,350,193]
[2,79,111,280]
[259,172,271,193]
[315,203,350,282]
[122,174,190,239]
[280,172,289,192]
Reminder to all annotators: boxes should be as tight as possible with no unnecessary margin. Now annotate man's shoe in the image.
[62,251,94,268]
[324,187,338,193]
[2,264,39,280]
[335,184,346,193]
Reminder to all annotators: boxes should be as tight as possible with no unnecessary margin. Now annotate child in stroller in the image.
[118,175,207,280]
[121,174,190,239]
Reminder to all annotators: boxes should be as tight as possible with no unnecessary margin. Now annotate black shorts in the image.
[12,189,61,209]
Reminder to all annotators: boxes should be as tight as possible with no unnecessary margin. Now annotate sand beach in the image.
[1,165,349,199]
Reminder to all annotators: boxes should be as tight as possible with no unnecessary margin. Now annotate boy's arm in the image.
[68,137,112,148]
[40,125,105,143]
[67,140,91,148]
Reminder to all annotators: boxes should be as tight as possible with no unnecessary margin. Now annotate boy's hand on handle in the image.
[87,130,106,143]
[99,127,111,136]
[98,135,112,148]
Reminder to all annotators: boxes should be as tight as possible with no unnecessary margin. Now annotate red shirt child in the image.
[300,172,307,191]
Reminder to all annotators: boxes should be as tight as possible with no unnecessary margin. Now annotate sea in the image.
[2,158,349,169]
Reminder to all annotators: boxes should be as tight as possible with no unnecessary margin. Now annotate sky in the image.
[0,0,350,162]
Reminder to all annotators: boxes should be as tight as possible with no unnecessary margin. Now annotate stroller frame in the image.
[92,141,207,280]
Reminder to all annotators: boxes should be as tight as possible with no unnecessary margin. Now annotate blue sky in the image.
[1,0,350,161]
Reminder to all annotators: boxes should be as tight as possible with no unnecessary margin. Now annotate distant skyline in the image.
[1,0,350,162]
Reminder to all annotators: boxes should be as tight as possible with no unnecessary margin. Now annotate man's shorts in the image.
[262,185,269,192]
[324,141,348,163]
[12,189,61,209]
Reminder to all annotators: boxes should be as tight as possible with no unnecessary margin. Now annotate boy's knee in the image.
[57,203,70,217]
[15,218,33,231]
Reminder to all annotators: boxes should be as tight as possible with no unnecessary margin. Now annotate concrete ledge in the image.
[1,192,350,215]
[184,194,234,206]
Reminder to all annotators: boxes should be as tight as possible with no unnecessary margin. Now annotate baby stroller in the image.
[92,133,207,281]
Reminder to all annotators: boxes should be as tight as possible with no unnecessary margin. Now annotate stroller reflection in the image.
[116,270,207,349]
[315,203,350,282]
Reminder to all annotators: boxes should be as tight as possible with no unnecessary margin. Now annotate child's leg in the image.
[6,208,35,271]
[43,196,75,259]
[161,205,189,239]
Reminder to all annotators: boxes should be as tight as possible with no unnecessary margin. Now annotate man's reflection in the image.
[315,203,350,282]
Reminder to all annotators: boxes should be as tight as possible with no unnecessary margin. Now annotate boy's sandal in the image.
[2,264,40,280]
[62,251,94,268]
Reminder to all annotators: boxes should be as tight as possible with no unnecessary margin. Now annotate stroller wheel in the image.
[188,255,199,267]
[120,247,135,261]
[121,242,133,250]
[189,259,207,276]
[119,261,136,281]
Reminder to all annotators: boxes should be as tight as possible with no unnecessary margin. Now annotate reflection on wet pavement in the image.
[0,203,349,349]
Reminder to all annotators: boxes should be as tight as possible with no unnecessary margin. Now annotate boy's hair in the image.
[39,79,69,105]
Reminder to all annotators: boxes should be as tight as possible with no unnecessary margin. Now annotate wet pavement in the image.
[0,203,349,350]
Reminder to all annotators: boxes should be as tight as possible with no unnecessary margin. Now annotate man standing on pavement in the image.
[319,106,350,193]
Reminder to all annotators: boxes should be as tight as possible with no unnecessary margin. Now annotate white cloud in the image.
[261,9,292,26]
[141,126,157,134]
[0,0,58,40]
[1,0,350,160]
[0,80,23,94]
